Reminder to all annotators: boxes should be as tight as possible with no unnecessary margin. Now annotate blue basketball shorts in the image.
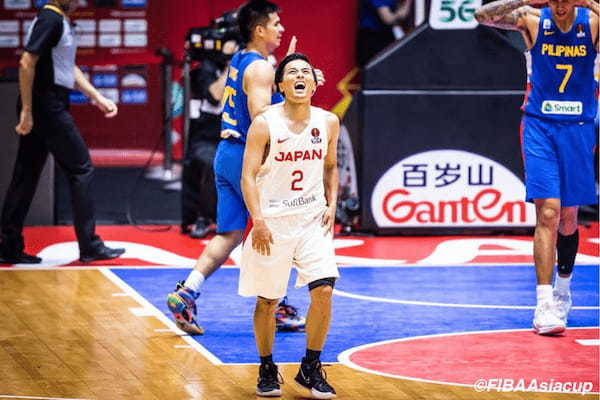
[213,140,249,233]
[521,114,598,206]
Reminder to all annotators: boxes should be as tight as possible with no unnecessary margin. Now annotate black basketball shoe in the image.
[257,361,283,397]
[295,358,336,399]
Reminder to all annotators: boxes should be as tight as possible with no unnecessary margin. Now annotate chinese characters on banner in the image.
[401,163,494,188]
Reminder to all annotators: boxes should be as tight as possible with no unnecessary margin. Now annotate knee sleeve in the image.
[308,277,336,291]
[557,230,578,275]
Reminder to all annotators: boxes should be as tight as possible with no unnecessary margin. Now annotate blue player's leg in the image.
[166,229,244,335]
[522,116,565,335]
[532,198,566,335]
[550,120,597,327]
[166,142,247,335]
[553,206,578,325]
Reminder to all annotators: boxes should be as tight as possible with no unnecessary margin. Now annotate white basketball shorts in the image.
[238,208,339,299]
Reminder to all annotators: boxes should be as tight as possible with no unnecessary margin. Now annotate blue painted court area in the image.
[112,265,599,364]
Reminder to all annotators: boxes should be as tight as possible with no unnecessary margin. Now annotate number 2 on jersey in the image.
[291,170,303,191]
[555,64,572,94]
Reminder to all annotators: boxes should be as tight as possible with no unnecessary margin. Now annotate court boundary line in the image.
[332,288,600,310]
[99,268,223,365]
[338,326,600,394]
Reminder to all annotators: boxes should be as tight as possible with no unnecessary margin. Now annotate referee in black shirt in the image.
[0,0,125,264]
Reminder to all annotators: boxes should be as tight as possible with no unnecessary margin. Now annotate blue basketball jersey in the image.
[221,50,283,143]
[523,7,598,122]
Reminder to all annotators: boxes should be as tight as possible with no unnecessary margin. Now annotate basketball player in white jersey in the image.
[240,53,339,398]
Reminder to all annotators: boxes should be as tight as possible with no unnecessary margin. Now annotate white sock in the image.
[184,270,205,293]
[554,274,572,294]
[536,285,553,305]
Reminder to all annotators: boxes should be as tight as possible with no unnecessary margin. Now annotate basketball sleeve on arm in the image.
[25,14,63,55]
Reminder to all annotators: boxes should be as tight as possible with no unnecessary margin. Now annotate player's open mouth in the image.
[294,82,306,90]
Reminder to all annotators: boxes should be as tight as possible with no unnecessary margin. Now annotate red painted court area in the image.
[345,328,599,391]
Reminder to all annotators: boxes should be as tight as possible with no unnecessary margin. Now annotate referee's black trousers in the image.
[1,88,102,255]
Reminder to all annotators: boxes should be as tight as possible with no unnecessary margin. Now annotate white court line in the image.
[2,267,597,311]
[0,396,90,400]
[576,339,600,346]
[333,288,600,310]
[129,307,154,317]
[99,268,222,365]
[338,326,600,394]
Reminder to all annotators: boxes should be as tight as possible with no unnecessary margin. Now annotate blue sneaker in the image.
[275,297,305,332]
[166,281,204,335]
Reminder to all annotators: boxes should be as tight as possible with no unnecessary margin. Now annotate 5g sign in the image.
[429,0,481,29]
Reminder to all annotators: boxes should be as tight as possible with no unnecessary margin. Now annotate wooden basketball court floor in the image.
[0,225,598,400]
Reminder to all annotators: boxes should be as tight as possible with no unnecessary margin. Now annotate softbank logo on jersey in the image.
[283,194,317,208]
[371,150,536,228]
[542,100,583,115]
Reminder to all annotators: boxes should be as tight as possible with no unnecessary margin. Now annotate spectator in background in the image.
[357,0,414,67]
[181,40,238,239]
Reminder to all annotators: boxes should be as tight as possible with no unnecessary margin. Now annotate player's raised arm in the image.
[241,115,274,256]
[244,59,276,120]
[474,0,542,31]
[321,112,340,234]
[286,35,297,55]
[578,0,599,15]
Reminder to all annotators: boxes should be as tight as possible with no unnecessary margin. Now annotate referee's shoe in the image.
[0,246,41,264]
[79,245,125,263]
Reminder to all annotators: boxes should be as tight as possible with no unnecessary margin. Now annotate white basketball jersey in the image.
[257,105,329,218]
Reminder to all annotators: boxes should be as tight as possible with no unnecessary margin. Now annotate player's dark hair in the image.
[238,0,280,43]
[275,52,318,94]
